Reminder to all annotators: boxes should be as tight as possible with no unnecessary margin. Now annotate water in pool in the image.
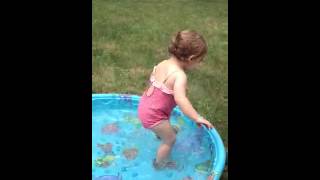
[92,98,215,180]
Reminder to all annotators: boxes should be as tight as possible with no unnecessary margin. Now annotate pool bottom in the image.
[92,107,215,180]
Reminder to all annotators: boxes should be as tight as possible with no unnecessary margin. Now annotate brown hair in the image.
[168,30,207,62]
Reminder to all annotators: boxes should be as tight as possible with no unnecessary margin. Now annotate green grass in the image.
[93,0,228,178]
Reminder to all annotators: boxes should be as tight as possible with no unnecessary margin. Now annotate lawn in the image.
[93,0,228,178]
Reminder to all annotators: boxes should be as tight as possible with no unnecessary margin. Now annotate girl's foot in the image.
[207,174,214,180]
[153,159,177,170]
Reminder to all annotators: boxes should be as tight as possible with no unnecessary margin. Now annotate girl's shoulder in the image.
[174,70,187,82]
[155,59,186,79]
[157,59,169,66]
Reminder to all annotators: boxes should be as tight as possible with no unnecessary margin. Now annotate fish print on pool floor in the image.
[101,123,119,134]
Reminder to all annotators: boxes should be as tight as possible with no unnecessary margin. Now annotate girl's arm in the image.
[173,72,213,128]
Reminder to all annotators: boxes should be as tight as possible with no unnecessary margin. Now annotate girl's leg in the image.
[156,124,179,140]
[151,120,176,167]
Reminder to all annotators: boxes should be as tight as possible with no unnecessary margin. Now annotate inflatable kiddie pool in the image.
[92,94,226,180]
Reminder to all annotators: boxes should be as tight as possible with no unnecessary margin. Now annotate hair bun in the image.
[168,30,207,62]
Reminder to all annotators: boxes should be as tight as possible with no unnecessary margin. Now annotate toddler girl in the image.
[138,30,214,169]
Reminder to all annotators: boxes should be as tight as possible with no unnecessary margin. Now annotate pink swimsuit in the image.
[138,66,177,129]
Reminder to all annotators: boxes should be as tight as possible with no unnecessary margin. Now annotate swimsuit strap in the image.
[150,65,178,87]
[149,66,157,82]
[152,66,157,75]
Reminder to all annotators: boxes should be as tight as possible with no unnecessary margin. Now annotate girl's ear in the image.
[187,55,196,62]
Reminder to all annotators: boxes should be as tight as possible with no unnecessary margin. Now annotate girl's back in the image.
[151,60,181,90]
[137,60,181,129]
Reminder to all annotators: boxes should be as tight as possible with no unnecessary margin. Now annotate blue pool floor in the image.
[92,107,215,180]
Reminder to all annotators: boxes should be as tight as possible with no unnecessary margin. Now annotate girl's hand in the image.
[196,116,214,129]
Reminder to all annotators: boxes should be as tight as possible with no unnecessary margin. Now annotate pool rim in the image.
[92,93,226,180]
